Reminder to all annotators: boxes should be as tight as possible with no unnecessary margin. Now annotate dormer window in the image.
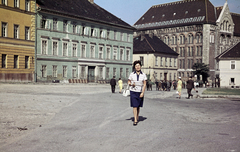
[198,9,201,12]
[173,13,176,16]
[162,14,165,17]
[185,11,188,14]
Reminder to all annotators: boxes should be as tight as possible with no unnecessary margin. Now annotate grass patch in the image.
[202,88,240,95]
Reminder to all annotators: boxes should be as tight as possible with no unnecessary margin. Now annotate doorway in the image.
[164,73,167,81]
[88,66,95,82]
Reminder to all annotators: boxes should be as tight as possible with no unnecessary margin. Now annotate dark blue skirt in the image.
[130,91,144,107]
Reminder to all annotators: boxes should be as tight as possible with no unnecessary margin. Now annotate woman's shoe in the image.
[133,122,138,126]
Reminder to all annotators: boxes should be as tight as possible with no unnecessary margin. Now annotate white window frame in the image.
[72,23,77,34]
[25,26,30,40]
[52,41,58,56]
[63,20,68,32]
[121,33,124,41]
[90,45,95,58]
[127,33,130,42]
[106,67,110,79]
[42,65,47,77]
[25,0,30,11]
[126,49,130,61]
[81,44,86,58]
[2,0,7,5]
[72,43,77,57]
[14,0,19,8]
[155,56,158,66]
[80,66,86,78]
[14,24,19,39]
[53,18,58,31]
[2,22,7,37]
[106,47,111,60]
[62,42,68,56]
[113,47,117,60]
[174,58,177,67]
[120,48,124,60]
[99,46,103,59]
[63,66,67,78]
[41,39,48,55]
[72,66,77,78]
[231,61,236,69]
[53,65,57,78]
[113,68,116,76]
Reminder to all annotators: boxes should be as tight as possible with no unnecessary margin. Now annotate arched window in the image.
[220,23,223,30]
[172,35,177,45]
[180,34,185,44]
[164,36,169,45]
[188,33,193,44]
[228,25,231,32]
[223,21,226,31]
[196,33,202,43]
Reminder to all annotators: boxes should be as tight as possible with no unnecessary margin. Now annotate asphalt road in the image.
[0,84,240,152]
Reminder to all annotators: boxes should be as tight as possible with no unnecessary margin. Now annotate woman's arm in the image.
[140,80,147,98]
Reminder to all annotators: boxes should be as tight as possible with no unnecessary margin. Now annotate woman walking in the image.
[118,78,123,93]
[177,77,182,99]
[128,60,147,126]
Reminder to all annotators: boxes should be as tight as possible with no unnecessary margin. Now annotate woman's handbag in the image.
[123,84,130,97]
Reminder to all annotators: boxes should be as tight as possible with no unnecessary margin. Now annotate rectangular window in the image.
[98,46,103,59]
[81,44,86,58]
[127,33,130,42]
[120,68,123,78]
[179,59,182,68]
[25,56,29,69]
[170,58,172,67]
[121,33,124,41]
[113,48,117,60]
[188,47,190,56]
[14,25,19,39]
[126,68,129,78]
[155,56,158,66]
[41,17,47,29]
[191,59,193,69]
[182,59,185,69]
[140,56,144,66]
[2,0,7,5]
[126,50,130,61]
[2,22,7,37]
[160,57,163,66]
[231,78,235,85]
[63,66,67,78]
[25,27,30,40]
[99,46,103,59]
[191,47,193,56]
[25,0,30,11]
[160,73,162,80]
[174,58,177,67]
[120,49,123,60]
[199,46,202,56]
[63,42,68,56]
[106,67,109,78]
[63,20,68,32]
[53,65,57,77]
[231,61,236,69]
[107,47,111,59]
[14,0,19,7]
[53,18,58,30]
[14,55,18,68]
[188,59,190,69]
[53,41,58,55]
[81,66,85,78]
[72,43,77,57]
[42,65,47,77]
[90,45,95,58]
[107,30,110,39]
[113,68,116,76]
[73,23,77,34]
[165,58,168,67]
[2,54,7,68]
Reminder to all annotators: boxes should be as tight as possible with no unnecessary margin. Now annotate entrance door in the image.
[164,73,167,81]
[88,66,95,82]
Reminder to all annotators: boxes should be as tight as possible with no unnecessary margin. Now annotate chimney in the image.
[88,0,94,4]
[140,32,145,41]
[149,32,154,38]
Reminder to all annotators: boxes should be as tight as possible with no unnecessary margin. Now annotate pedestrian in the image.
[118,78,123,93]
[110,76,116,93]
[155,80,159,91]
[128,60,147,126]
[186,76,194,99]
[177,77,182,99]
[158,81,162,91]
[167,80,170,91]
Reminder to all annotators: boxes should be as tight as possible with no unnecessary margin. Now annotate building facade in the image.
[216,41,240,88]
[0,0,36,82]
[36,0,135,83]
[133,0,240,83]
[133,34,179,81]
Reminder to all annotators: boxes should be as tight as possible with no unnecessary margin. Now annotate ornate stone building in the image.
[133,0,240,82]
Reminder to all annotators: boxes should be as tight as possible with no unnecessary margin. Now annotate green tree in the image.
[192,63,209,82]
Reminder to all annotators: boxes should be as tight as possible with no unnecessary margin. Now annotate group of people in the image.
[110,60,195,126]
[155,80,174,91]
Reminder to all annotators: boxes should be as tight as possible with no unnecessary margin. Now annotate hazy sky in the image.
[94,0,240,25]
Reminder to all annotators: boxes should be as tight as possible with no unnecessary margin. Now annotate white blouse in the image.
[128,71,147,92]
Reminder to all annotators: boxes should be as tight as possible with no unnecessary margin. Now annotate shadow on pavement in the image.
[126,116,147,122]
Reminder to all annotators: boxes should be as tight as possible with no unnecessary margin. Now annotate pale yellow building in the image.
[0,0,35,82]
[133,34,179,82]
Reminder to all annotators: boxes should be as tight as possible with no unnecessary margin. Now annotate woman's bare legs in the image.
[133,107,140,124]
[137,107,140,121]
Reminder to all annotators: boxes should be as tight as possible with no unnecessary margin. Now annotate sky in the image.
[94,0,240,25]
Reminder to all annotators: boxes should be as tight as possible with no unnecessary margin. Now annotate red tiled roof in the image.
[133,34,179,56]
[134,0,216,30]
[36,0,134,30]
[216,41,240,59]
[231,13,240,37]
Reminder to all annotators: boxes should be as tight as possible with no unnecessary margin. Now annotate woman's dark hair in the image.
[119,78,121,80]
[133,60,142,67]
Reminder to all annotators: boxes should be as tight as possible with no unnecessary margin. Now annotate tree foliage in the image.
[192,63,210,82]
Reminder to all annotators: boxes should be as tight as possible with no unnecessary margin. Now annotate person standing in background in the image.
[110,76,116,93]
[118,78,123,93]
[177,77,182,99]
[186,76,194,99]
